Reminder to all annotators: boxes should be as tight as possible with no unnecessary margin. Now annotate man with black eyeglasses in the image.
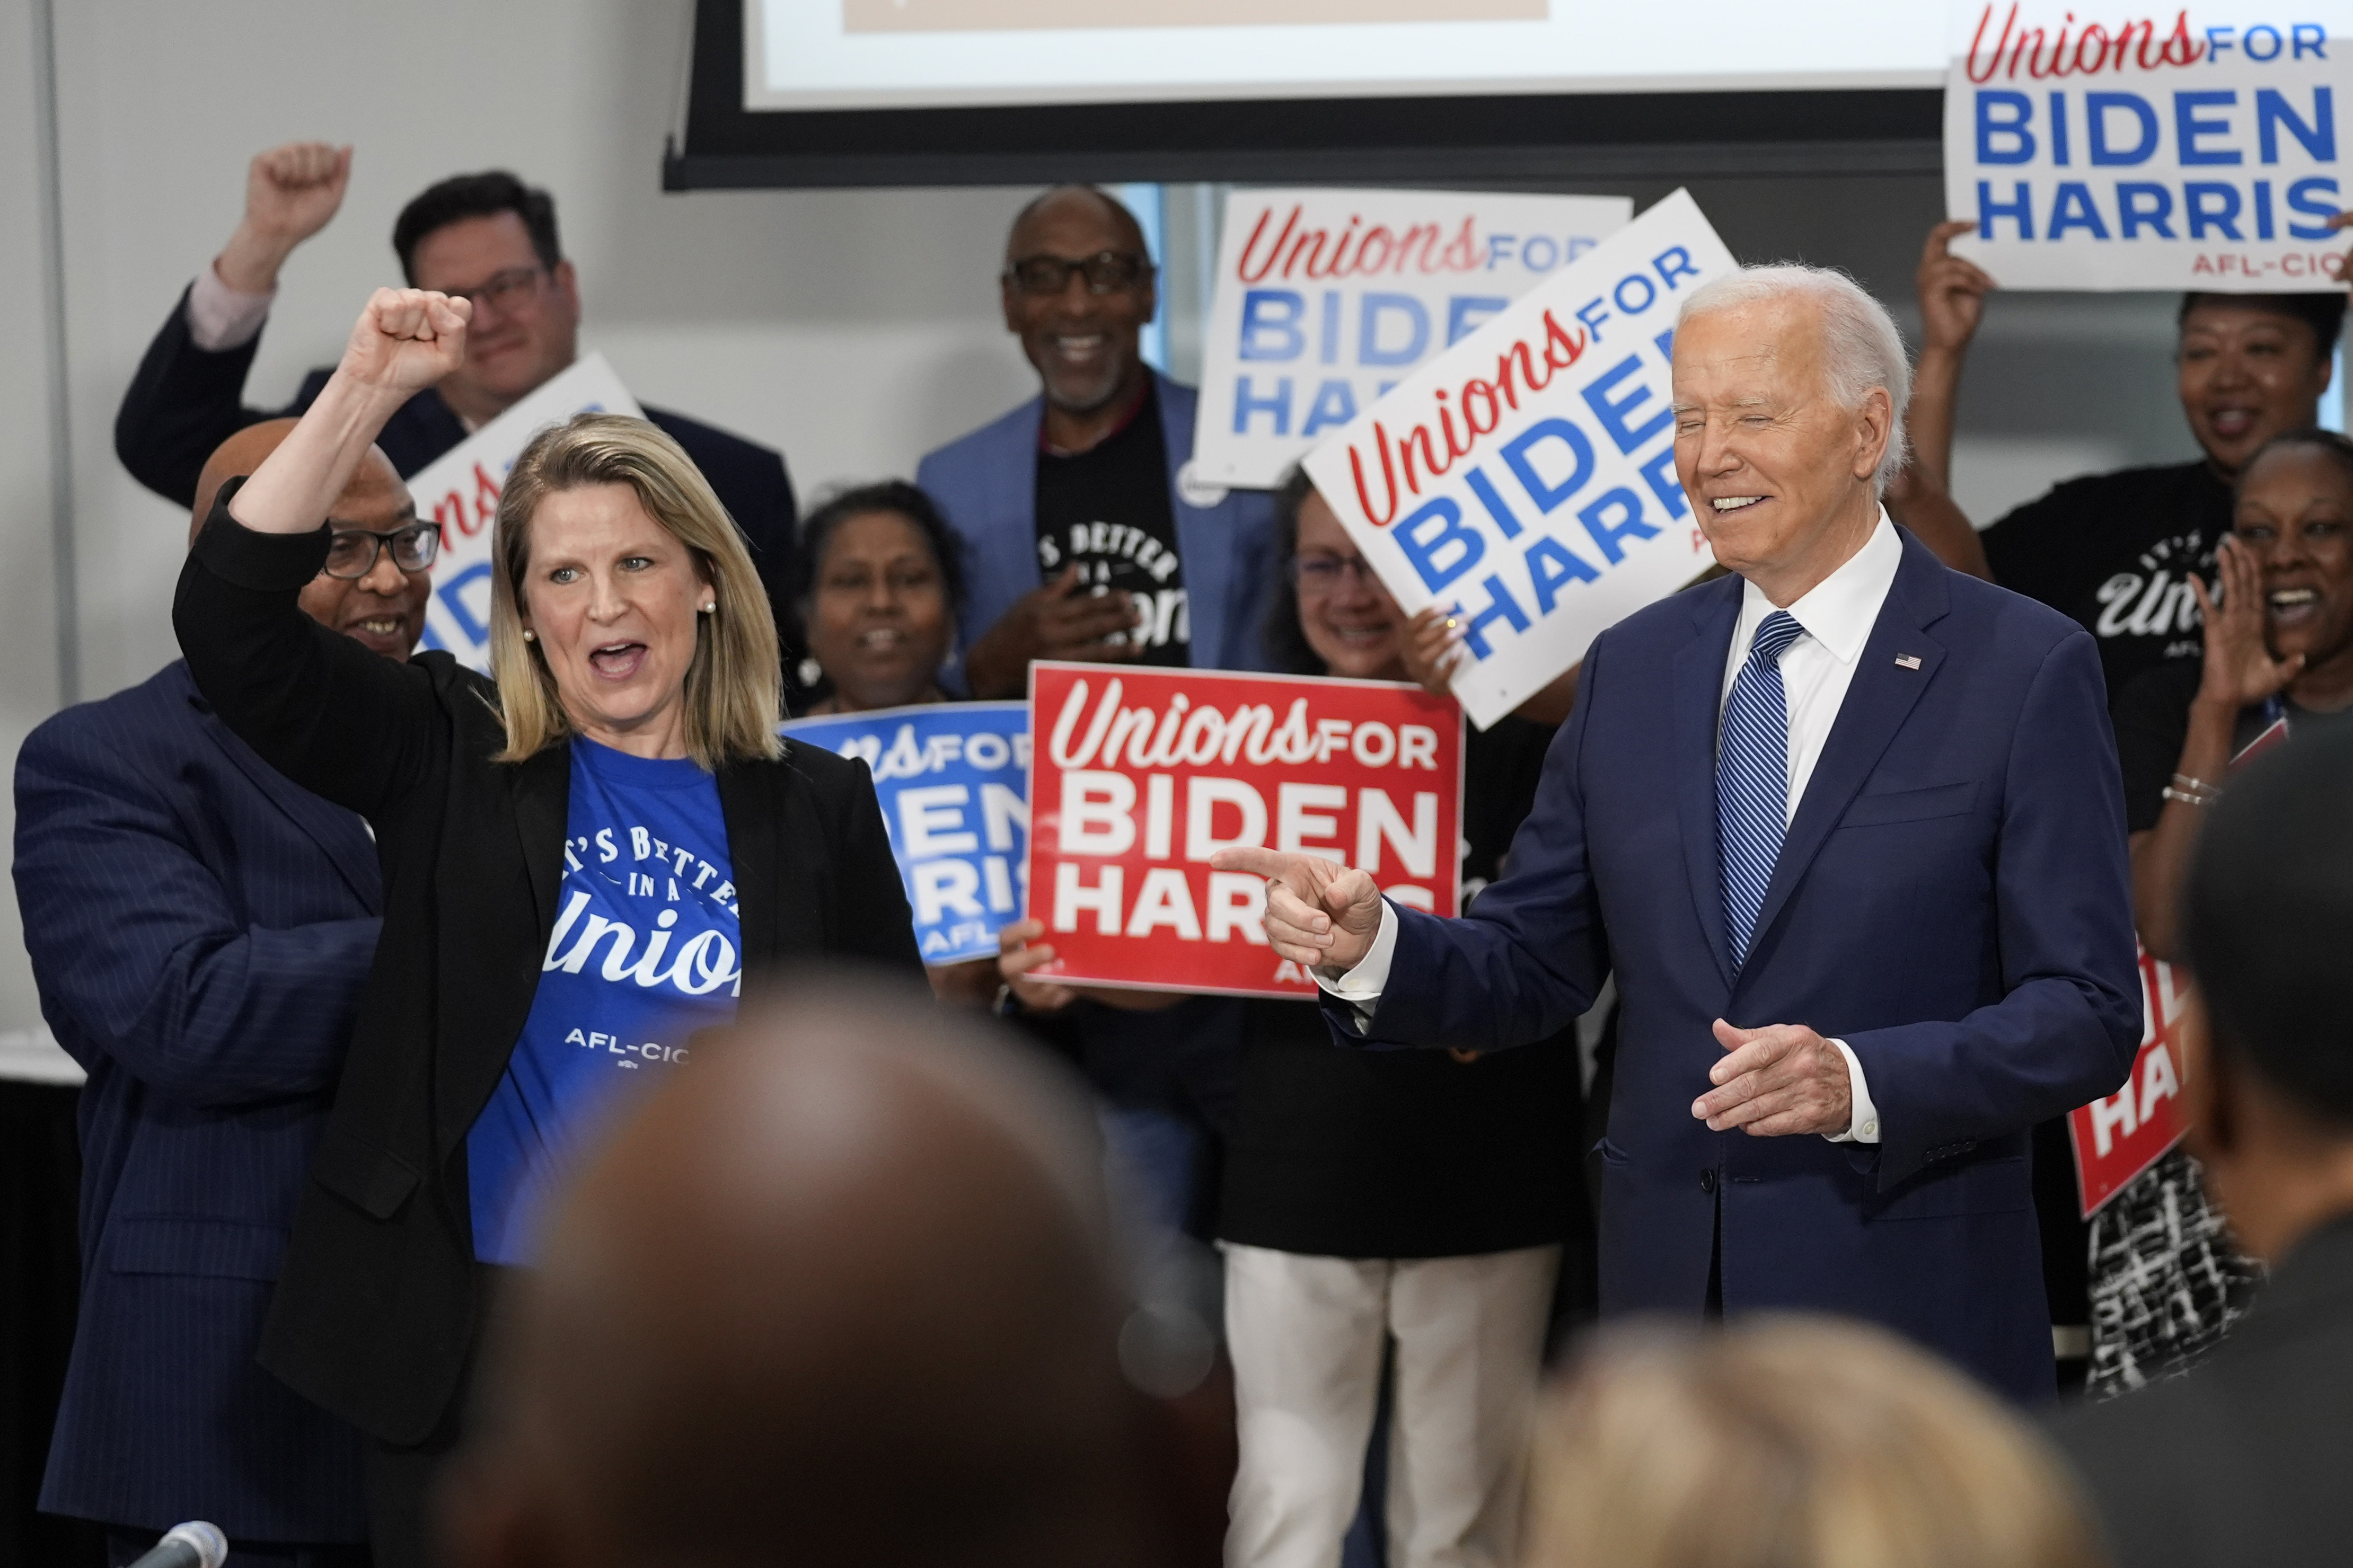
[919,183,1278,698]
[113,145,798,644]
[17,419,427,1568]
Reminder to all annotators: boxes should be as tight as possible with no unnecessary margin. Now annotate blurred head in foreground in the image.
[442,980,1221,1568]
[2183,723,2353,1265]
[1522,1317,2105,1568]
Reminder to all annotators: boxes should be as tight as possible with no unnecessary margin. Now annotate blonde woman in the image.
[171,288,920,1568]
[1523,1317,2107,1568]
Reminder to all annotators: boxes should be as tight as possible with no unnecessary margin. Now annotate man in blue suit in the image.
[1219,267,2140,1401]
[916,184,1277,698]
[15,420,418,1564]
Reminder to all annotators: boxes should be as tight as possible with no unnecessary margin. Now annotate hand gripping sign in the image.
[1193,188,1634,492]
[413,353,643,671]
[1024,662,1462,999]
[1302,190,1737,730]
[2068,946,2192,1216]
[780,702,1031,965]
[1945,3,2349,290]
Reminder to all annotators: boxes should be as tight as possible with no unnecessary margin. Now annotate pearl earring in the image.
[521,630,535,642]
[700,601,716,614]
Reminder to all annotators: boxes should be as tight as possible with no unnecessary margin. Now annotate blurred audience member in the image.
[113,143,802,662]
[916,184,1277,697]
[441,982,1227,1568]
[15,420,427,1567]
[1206,473,1589,1568]
[1527,1318,2105,1568]
[2051,724,2353,1567]
[790,481,967,714]
[1892,218,2346,1390]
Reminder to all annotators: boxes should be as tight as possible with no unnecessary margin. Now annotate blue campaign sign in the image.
[779,702,1031,964]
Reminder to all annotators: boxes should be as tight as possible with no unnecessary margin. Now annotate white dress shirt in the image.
[1320,510,1904,1144]
[186,263,276,352]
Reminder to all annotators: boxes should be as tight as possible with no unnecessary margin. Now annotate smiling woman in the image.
[169,287,922,1557]
[789,480,967,715]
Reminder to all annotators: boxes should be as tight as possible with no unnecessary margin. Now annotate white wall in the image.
[0,0,67,1053]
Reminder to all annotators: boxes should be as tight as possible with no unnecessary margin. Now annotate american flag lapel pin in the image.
[1894,653,1923,670]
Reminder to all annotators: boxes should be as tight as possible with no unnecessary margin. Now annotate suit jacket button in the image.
[1699,1170,1717,1195]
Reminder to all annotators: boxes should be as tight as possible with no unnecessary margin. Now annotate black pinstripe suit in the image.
[15,659,374,1543]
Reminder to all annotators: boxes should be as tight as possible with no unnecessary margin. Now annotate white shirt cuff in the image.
[187,263,275,351]
[1311,899,1398,1026]
[1822,1038,1881,1144]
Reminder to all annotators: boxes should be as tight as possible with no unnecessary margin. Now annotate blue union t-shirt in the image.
[468,737,740,1265]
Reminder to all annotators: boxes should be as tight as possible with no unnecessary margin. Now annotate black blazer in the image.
[173,487,922,1444]
[116,284,800,617]
[2050,1213,2353,1567]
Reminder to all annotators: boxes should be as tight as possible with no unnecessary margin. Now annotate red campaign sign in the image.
[1025,661,1464,999]
[2068,947,2191,1218]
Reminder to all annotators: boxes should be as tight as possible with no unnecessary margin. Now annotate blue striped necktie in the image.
[1719,610,1806,968]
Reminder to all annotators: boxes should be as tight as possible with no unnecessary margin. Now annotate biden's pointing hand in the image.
[1209,846,1382,972]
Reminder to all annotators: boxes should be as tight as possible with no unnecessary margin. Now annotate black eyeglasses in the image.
[1003,251,1154,297]
[323,522,439,580]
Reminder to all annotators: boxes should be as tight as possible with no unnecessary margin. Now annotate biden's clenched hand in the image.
[1208,845,1383,972]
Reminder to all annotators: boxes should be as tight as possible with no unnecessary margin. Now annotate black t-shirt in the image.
[2112,660,2352,832]
[1215,716,1590,1260]
[1033,383,1190,668]
[1982,460,2231,700]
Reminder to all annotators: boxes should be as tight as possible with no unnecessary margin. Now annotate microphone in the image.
[126,1522,227,1568]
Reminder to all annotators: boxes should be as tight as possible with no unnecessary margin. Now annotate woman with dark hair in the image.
[789,480,967,714]
[2094,428,2353,1394]
[1003,468,1592,1568]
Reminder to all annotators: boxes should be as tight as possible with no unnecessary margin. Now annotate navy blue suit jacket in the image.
[915,374,1279,680]
[1341,530,2140,1399]
[15,660,374,1540]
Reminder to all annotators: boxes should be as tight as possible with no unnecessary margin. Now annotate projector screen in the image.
[668,0,1944,189]
[745,3,1946,111]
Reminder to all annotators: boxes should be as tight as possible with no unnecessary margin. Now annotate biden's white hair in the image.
[1676,264,1911,492]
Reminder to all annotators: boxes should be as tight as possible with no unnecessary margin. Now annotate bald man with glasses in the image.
[17,420,428,1568]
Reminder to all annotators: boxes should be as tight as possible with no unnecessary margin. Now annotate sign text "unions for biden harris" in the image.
[1946,4,2345,289]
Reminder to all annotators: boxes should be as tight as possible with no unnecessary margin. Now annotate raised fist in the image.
[340,288,472,398]
[244,143,349,248]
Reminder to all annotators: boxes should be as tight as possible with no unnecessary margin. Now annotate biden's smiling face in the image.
[1671,296,1889,597]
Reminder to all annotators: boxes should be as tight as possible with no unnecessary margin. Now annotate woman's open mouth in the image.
[2268,587,2321,628]
[588,641,648,681]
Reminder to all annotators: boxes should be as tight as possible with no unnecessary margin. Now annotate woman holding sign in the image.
[1002,471,1590,1568]
[2098,428,2353,1393]
[171,287,921,1567]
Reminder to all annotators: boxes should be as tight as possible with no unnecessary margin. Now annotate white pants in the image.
[1223,1243,1560,1568]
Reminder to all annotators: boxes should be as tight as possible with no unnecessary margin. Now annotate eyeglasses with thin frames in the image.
[1292,553,1380,592]
[445,265,549,315]
[1003,251,1154,297]
[323,522,440,580]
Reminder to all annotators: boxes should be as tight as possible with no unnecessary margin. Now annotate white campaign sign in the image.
[413,353,643,670]
[1194,189,1633,491]
[1945,3,2351,290]
[1302,190,1735,730]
